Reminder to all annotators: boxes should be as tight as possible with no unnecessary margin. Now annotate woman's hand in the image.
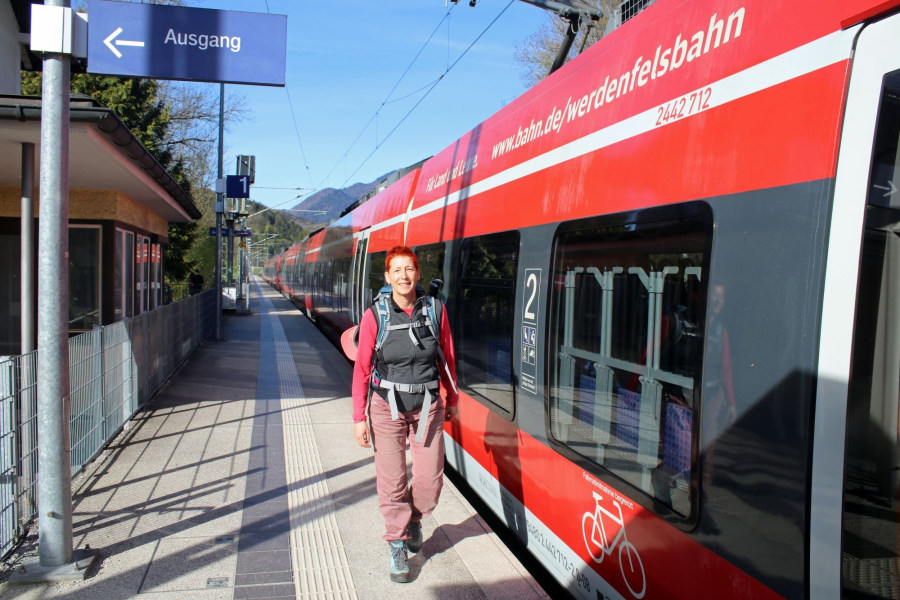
[445,404,458,421]
[354,420,371,448]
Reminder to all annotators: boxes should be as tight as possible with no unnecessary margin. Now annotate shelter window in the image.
[69,226,102,331]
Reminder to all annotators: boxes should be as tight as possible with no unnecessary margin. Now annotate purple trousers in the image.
[370,392,446,542]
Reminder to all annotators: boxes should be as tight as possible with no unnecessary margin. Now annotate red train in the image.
[265,0,900,597]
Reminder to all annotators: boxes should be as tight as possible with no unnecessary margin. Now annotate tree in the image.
[21,74,173,160]
[513,0,619,88]
[21,70,246,289]
[158,81,247,192]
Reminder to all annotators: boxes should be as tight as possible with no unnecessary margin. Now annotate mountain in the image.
[291,180,379,224]
[287,159,427,227]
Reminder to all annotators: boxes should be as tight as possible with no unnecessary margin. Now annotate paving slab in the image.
[0,278,550,600]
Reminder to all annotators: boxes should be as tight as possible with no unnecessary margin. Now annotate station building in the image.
[0,0,202,356]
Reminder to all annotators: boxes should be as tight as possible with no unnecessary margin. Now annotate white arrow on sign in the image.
[874,180,897,197]
[103,27,145,59]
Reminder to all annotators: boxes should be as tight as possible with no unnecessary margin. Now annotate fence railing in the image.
[0,289,215,559]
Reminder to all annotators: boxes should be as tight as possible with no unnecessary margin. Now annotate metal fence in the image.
[607,0,656,32]
[0,289,215,559]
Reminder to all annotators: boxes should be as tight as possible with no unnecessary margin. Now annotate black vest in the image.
[372,294,442,413]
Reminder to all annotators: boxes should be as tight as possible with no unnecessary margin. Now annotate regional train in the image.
[264,0,900,597]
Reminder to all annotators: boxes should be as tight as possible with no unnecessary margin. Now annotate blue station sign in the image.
[87,0,287,86]
[209,228,252,238]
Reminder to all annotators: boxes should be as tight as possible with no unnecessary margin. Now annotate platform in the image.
[0,277,549,600]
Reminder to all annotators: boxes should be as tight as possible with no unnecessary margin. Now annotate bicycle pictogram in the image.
[582,490,646,599]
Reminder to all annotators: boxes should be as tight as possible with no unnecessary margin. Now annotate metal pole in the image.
[37,0,73,567]
[227,219,234,284]
[20,144,38,544]
[238,230,244,307]
[21,142,35,355]
[215,84,224,339]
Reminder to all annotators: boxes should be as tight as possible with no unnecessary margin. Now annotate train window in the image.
[842,68,900,599]
[302,258,312,297]
[333,256,351,317]
[314,260,326,308]
[326,260,337,313]
[548,208,709,516]
[457,231,519,418]
[414,243,445,299]
[367,251,387,306]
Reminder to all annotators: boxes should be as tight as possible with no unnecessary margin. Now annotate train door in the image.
[350,230,370,324]
[810,12,900,599]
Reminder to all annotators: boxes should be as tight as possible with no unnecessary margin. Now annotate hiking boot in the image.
[407,521,423,554]
[389,540,409,583]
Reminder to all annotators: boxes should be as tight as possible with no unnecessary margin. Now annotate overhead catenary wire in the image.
[262,0,318,196]
[284,86,316,191]
[317,3,461,189]
[259,0,516,207]
[336,0,517,189]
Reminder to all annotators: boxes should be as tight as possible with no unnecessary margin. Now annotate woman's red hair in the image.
[385,245,418,271]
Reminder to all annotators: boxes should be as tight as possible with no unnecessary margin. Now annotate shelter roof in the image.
[0,94,200,221]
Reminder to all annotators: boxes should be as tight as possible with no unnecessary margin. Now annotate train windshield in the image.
[842,68,900,599]
[547,205,711,517]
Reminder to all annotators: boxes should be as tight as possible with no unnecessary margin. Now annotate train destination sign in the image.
[87,0,287,86]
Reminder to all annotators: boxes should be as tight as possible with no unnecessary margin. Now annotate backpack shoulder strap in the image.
[424,297,458,394]
[373,295,392,353]
[423,296,441,341]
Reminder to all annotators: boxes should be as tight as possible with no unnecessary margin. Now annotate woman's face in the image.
[385,255,420,296]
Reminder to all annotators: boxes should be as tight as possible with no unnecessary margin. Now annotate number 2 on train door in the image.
[521,269,541,392]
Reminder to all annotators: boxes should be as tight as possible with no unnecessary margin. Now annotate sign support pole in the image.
[36,0,74,569]
[215,83,224,340]
[9,0,96,582]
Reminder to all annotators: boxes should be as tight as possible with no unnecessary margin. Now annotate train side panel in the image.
[260,0,900,598]
[402,1,888,599]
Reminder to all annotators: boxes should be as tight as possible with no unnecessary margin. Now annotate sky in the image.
[184,0,551,212]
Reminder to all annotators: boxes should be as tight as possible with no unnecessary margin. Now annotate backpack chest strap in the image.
[381,319,434,347]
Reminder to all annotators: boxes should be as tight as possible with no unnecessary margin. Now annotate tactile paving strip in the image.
[259,288,359,599]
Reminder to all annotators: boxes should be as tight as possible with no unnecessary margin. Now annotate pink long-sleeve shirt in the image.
[351,303,458,423]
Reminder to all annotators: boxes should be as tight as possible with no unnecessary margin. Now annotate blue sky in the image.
[188,0,550,211]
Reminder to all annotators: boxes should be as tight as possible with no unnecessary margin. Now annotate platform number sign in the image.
[520,268,541,394]
[226,175,250,198]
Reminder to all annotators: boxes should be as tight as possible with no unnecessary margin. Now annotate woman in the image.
[351,245,459,583]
